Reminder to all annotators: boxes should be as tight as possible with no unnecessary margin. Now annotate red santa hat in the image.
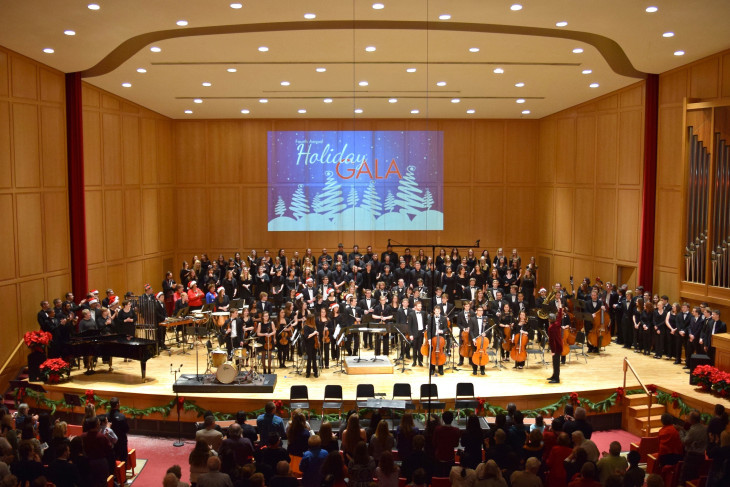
[90,289,99,295]
[329,303,339,309]
[188,281,197,289]
[306,278,314,284]
[156,292,164,299]
[110,296,119,306]
[539,288,547,293]
[295,293,304,300]
[326,288,335,296]
[144,283,152,290]
[89,298,99,305]
[217,286,224,293]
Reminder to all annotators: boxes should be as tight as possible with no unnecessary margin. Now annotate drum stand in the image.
[170,364,185,447]
[291,333,303,375]
[448,330,461,372]
[491,334,506,370]
[332,339,347,375]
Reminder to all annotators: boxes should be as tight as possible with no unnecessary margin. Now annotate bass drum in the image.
[216,362,237,384]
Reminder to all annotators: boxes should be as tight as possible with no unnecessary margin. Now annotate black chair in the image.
[322,384,343,419]
[356,384,375,409]
[392,383,414,410]
[454,382,479,412]
[419,383,444,412]
[289,385,310,414]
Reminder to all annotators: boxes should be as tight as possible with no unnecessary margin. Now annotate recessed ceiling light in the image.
[241,109,250,114]
[515,82,525,87]
[42,48,54,54]
[298,109,307,114]
[451,98,460,103]
[466,109,475,114]
[230,3,243,9]
[436,81,447,87]
[522,110,531,115]
[258,46,269,52]
[493,68,504,74]
[354,108,363,114]
[516,99,526,104]
[674,50,685,56]
[663,32,675,38]
[316,67,326,72]
[556,21,568,27]
[572,48,584,54]
[406,68,417,73]
[304,13,316,19]
[323,98,333,104]
[359,81,369,86]
[280,81,290,86]
[150,46,161,52]
[439,14,451,20]
[193,98,203,104]
[372,3,384,9]
[227,68,237,73]
[259,99,268,103]
[389,98,398,103]
[646,6,658,13]
[589,83,600,88]
[184,110,193,114]
[137,68,147,73]
[582,69,592,74]
[202,82,212,87]
[469,47,480,52]
[64,30,76,36]
[365,46,376,52]
[176,20,188,27]
[121,82,132,88]
[411,109,419,114]
[87,4,100,10]
[510,4,523,11]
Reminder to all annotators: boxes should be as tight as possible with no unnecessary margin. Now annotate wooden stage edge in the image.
[27,345,730,423]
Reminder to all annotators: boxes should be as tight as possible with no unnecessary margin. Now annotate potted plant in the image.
[24,331,52,381]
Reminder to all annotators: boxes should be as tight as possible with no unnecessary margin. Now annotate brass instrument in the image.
[537,289,557,320]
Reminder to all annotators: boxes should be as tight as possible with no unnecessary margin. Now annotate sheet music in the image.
[333,324,342,340]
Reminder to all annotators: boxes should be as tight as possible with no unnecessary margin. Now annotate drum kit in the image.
[208,335,264,384]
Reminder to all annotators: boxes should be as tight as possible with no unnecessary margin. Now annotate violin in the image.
[314,331,320,349]
[323,327,330,344]
[264,333,274,351]
[472,334,491,367]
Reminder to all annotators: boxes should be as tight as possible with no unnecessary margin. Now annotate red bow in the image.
[85,390,95,405]
[177,397,185,412]
[570,392,580,406]
[616,387,625,403]
[476,398,486,415]
[646,384,657,395]
[16,386,26,403]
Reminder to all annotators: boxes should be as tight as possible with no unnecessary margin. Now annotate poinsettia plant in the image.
[39,358,70,384]
[691,364,730,397]
[24,331,52,353]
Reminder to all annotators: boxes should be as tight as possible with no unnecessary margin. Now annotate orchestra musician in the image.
[275,308,291,368]
[316,306,333,369]
[498,303,514,361]
[344,296,361,357]
[675,302,691,366]
[512,311,529,369]
[154,292,169,351]
[468,306,489,376]
[583,288,604,354]
[358,288,376,350]
[372,294,394,357]
[239,307,255,367]
[223,308,242,356]
[407,300,427,367]
[395,297,410,361]
[428,305,449,377]
[302,315,319,378]
[187,281,205,310]
[456,301,474,366]
[256,310,275,374]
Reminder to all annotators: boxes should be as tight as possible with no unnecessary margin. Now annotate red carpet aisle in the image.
[126,430,640,485]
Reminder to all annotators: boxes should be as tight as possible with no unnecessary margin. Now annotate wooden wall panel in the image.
[596,113,618,185]
[0,50,8,97]
[83,110,102,186]
[176,187,208,249]
[105,264,126,294]
[159,187,175,252]
[554,187,574,253]
[102,189,124,261]
[174,121,206,184]
[142,189,159,255]
[40,105,66,188]
[535,187,554,250]
[594,188,617,259]
[556,117,576,181]
[85,190,104,264]
[140,118,157,185]
[620,85,644,108]
[16,193,43,277]
[102,113,122,186]
[43,191,70,272]
[0,284,19,360]
[0,194,16,281]
[124,188,143,257]
[10,55,37,100]
[723,53,730,98]
[0,102,11,188]
[575,115,596,185]
[473,121,504,183]
[157,120,174,184]
[12,103,40,188]
[19,278,44,334]
[39,68,64,104]
[87,266,107,292]
[618,110,643,185]
[616,189,640,262]
[659,69,688,106]
[241,121,269,185]
[657,106,684,188]
[689,58,719,100]
[46,274,71,304]
[573,188,594,256]
[207,121,243,184]
[655,188,682,270]
[122,115,140,185]
[442,121,473,182]
[210,188,240,249]
[538,119,557,183]
[505,120,537,184]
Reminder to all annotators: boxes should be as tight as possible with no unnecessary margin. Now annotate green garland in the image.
[12,386,707,423]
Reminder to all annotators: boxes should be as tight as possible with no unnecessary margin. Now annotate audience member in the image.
[396,413,420,460]
[707,404,729,451]
[449,456,477,487]
[531,416,545,433]
[461,415,487,469]
[218,423,254,475]
[197,456,233,487]
[347,440,377,487]
[657,413,683,467]
[81,416,114,486]
[10,440,44,486]
[568,431,599,463]
[109,397,130,462]
[248,472,265,487]
[166,465,190,487]
[369,419,395,462]
[68,436,90,487]
[623,450,645,487]
[299,435,327,487]
[318,421,339,453]
[706,430,730,487]
[256,402,286,445]
[320,450,347,487]
[45,443,81,487]
[644,473,665,487]
[268,461,298,487]
[341,414,367,461]
[679,410,708,485]
[510,456,543,487]
[234,411,259,446]
[567,462,600,487]
[409,468,428,487]
[475,459,508,487]
[508,410,528,451]
[189,439,215,486]
[522,429,544,466]
[544,432,573,487]
[285,410,311,456]
[434,410,462,475]
[564,407,593,440]
[164,472,181,487]
[197,416,224,453]
[375,450,400,487]
[254,432,290,483]
[401,434,429,484]
[596,441,628,485]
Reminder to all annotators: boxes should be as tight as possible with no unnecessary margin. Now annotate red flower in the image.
[646,384,657,395]
[616,387,626,404]
[570,392,580,406]
[476,398,486,415]
[85,390,95,405]
[24,331,52,348]
[177,396,185,412]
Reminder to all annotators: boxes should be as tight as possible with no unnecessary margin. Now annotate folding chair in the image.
[290,385,310,414]
[322,384,343,419]
[392,383,414,410]
[355,383,375,409]
[454,382,479,413]
[569,331,588,363]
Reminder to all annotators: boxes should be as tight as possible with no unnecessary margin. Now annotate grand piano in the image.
[66,332,157,381]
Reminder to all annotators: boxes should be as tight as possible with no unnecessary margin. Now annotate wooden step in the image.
[626,394,653,406]
[633,416,664,428]
[627,404,665,417]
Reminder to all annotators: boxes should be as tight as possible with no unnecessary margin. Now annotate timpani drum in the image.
[211,312,230,327]
[210,349,228,367]
[215,362,237,384]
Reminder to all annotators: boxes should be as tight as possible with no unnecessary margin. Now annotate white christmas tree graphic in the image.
[275,196,286,217]
[361,181,382,217]
[393,165,425,216]
[289,184,309,220]
[311,192,324,214]
[384,190,396,213]
[423,188,434,210]
[317,171,346,219]
[347,187,359,208]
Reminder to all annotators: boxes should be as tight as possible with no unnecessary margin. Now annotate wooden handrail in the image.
[0,339,25,379]
[623,357,654,436]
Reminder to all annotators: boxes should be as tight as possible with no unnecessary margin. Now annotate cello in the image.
[510,327,528,364]
[460,328,474,361]
[430,335,447,368]
[420,329,429,357]
[472,325,491,369]
[501,311,514,353]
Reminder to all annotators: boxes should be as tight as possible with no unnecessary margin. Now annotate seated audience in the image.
[568,431,599,463]
[657,413,683,467]
[596,441,628,485]
[450,456,477,487]
[219,423,254,476]
[46,443,81,487]
[167,465,190,487]
[567,462,601,487]
[348,440,377,487]
[318,421,339,453]
[189,439,215,486]
[197,456,233,487]
[320,450,347,487]
[707,430,730,487]
[510,457,543,487]
[10,440,44,486]
[375,450,400,487]
[623,450,645,487]
[369,419,395,462]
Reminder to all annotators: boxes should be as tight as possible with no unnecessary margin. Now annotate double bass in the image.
[587,300,609,349]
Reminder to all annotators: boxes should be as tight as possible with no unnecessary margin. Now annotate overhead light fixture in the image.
[176,20,188,26]
[411,109,419,114]
[227,68,237,73]
[515,82,525,88]
[510,4,523,11]
[136,68,147,73]
[663,32,675,38]
[193,99,203,103]
[258,46,269,52]
[365,46,376,52]
[589,83,600,88]
[522,110,531,115]
[451,98,460,103]
[439,14,451,20]
[64,30,76,36]
[674,50,685,56]
[436,81,447,87]
[493,68,504,74]
[150,46,161,52]
[121,82,131,88]
[323,98,333,103]
[359,81,369,86]
[372,3,384,9]
[87,3,100,10]
[304,13,316,19]
[572,48,584,54]
[259,99,268,103]
[406,68,417,73]
[230,3,243,9]
[556,21,568,27]
[582,69,592,74]
[202,82,212,87]
[281,81,290,86]
[42,48,54,54]
[241,109,250,114]
[516,99,526,104]
[389,98,398,103]
[466,109,475,114]
[469,47,480,52]
[184,110,193,114]
[645,6,658,13]
[298,109,307,114]
[316,67,326,72]
[354,108,364,114]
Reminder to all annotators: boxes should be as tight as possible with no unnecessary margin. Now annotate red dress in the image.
[545,445,573,487]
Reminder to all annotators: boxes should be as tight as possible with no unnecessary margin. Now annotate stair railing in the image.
[623,356,653,436]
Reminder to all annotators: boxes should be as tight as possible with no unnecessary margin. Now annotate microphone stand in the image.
[170,364,185,447]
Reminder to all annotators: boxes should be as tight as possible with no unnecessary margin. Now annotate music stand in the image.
[230,299,243,309]
[392,324,413,373]
[368,318,388,363]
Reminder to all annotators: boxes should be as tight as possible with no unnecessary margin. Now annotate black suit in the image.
[583,300,603,352]
[407,309,429,365]
[359,297,376,349]
[456,309,473,365]
[689,316,705,355]
[427,314,448,375]
[372,303,394,356]
[675,311,691,364]
[469,314,490,374]
[37,310,54,332]
[702,319,727,364]
[154,300,167,348]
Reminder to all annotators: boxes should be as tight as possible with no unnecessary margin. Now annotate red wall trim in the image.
[638,74,659,289]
